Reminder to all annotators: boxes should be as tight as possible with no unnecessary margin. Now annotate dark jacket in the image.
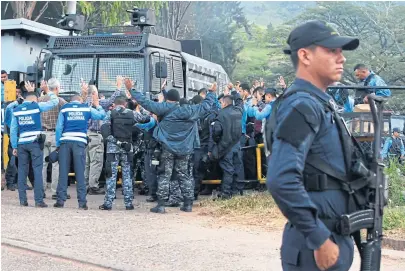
[211,93,243,159]
[131,90,216,156]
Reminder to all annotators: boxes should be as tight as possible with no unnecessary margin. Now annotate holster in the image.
[36,134,46,150]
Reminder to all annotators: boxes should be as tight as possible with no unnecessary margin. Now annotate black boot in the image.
[180,199,193,212]
[165,200,180,207]
[146,196,157,202]
[150,200,165,214]
[53,202,64,208]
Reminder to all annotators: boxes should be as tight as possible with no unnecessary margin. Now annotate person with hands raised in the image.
[130,82,217,214]
[54,91,106,210]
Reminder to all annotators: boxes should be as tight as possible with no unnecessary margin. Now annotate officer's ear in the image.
[297,46,316,67]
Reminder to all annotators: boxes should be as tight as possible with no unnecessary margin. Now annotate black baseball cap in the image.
[283,20,359,55]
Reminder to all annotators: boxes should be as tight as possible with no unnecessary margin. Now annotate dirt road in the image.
[2,187,405,271]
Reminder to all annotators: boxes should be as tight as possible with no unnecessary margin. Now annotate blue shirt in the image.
[362,71,391,97]
[381,137,405,159]
[247,101,274,121]
[1,83,4,103]
[267,78,348,250]
[55,101,106,147]
[4,101,19,131]
[10,92,59,149]
[241,97,252,134]
[135,117,157,131]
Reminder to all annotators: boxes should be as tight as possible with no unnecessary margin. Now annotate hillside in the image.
[240,1,314,27]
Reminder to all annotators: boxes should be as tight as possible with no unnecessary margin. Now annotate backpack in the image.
[265,85,372,214]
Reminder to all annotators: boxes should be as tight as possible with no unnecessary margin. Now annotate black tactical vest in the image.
[389,137,403,156]
[111,108,136,142]
[265,85,371,213]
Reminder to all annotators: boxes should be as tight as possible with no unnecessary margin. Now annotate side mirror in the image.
[155,61,167,78]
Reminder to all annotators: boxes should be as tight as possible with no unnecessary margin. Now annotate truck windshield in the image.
[51,54,144,95]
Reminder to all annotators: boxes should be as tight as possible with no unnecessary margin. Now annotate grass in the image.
[197,191,405,240]
[197,192,286,230]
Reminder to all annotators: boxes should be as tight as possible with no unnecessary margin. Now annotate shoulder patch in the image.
[275,101,319,149]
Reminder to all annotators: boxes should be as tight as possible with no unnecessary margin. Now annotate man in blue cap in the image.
[266,20,360,270]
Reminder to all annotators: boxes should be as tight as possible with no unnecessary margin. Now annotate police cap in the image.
[393,127,400,133]
[283,20,359,55]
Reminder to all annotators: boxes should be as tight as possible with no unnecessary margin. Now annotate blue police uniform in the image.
[267,79,354,270]
[10,92,59,205]
[55,101,106,208]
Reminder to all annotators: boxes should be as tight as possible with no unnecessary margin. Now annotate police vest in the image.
[60,103,91,144]
[13,102,42,144]
[111,108,136,143]
[389,137,403,156]
[265,85,371,214]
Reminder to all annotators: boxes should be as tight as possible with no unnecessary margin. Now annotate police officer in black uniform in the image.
[266,20,360,270]
[210,91,244,199]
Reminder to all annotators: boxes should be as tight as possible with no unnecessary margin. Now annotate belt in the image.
[43,128,55,132]
[320,217,341,234]
[89,130,101,134]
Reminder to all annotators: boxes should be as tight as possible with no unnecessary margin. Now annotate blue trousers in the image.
[57,142,87,206]
[193,145,208,194]
[280,223,354,271]
[144,149,157,197]
[17,142,44,204]
[219,142,243,196]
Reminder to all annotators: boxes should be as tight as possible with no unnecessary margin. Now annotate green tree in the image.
[184,1,250,79]
[78,1,164,29]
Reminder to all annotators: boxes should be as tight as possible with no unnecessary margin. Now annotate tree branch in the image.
[25,1,37,20]
[34,1,49,22]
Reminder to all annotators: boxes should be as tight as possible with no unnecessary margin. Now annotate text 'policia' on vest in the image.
[60,103,92,145]
[13,102,42,144]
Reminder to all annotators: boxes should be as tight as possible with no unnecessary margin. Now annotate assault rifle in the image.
[338,93,388,271]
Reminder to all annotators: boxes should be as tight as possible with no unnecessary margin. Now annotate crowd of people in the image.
[1,57,404,211]
[2,19,405,271]
[0,69,283,212]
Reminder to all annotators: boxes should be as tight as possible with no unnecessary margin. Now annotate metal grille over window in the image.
[172,58,184,87]
[51,55,94,94]
[98,54,145,93]
[51,54,144,97]
[151,55,172,93]
[52,35,144,49]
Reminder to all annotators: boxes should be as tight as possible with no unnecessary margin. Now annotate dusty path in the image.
[1,187,405,271]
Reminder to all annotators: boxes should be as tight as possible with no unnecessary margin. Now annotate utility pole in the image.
[67,1,77,15]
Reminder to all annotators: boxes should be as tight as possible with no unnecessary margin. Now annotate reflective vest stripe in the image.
[13,109,40,116]
[18,135,38,143]
[60,136,87,144]
[62,132,87,138]
[61,107,91,113]
[20,131,41,138]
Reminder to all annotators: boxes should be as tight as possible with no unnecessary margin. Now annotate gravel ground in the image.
[2,186,405,271]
